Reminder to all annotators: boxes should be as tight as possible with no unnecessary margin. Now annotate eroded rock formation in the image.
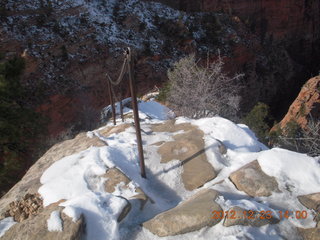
[276,76,320,130]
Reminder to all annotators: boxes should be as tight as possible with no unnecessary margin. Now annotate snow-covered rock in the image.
[1,202,84,240]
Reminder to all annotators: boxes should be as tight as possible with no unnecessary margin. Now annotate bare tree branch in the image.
[167,54,243,120]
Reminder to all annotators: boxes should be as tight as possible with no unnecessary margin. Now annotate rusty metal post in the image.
[120,99,124,122]
[107,77,116,126]
[127,48,146,178]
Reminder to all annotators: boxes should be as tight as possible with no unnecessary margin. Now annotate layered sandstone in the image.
[277,76,320,130]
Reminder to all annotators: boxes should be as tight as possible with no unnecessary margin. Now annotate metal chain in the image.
[106,49,130,86]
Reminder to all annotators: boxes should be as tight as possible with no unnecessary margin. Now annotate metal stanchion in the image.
[120,99,124,122]
[106,48,146,178]
[107,78,116,126]
[126,48,146,179]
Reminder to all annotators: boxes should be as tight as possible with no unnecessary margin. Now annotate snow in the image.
[47,210,63,232]
[38,147,108,206]
[3,99,319,239]
[257,148,320,195]
[138,101,172,120]
[0,218,16,237]
[36,100,319,239]
[192,117,267,153]
[101,98,173,123]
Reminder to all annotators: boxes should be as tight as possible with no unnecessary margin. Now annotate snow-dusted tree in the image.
[167,54,243,120]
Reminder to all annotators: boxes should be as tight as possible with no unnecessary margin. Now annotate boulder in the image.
[229,160,280,197]
[1,203,84,240]
[223,206,279,227]
[143,189,222,237]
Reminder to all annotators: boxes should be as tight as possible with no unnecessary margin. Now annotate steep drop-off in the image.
[147,0,320,115]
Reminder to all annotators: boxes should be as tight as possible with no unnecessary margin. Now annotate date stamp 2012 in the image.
[212,210,309,220]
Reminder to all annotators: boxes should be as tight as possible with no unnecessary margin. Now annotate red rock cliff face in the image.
[276,76,320,130]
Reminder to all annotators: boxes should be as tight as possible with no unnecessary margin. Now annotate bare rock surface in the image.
[298,193,320,211]
[151,119,192,133]
[103,168,131,193]
[229,160,280,197]
[155,120,217,190]
[297,227,320,240]
[223,206,279,227]
[103,168,149,210]
[1,203,84,240]
[99,123,131,138]
[143,189,222,237]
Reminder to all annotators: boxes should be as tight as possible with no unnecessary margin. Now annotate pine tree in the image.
[0,57,42,195]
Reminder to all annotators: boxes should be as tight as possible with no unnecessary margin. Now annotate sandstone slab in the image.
[157,123,217,190]
[103,168,131,193]
[99,123,131,137]
[143,189,222,237]
[223,206,279,227]
[151,119,192,133]
[229,160,280,197]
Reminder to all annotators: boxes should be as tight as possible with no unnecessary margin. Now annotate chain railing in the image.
[106,47,146,178]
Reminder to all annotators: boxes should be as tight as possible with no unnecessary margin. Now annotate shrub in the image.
[156,82,171,103]
[276,118,320,157]
[242,102,273,143]
[167,54,243,120]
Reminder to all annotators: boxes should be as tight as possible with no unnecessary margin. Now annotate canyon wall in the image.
[1,0,319,136]
[146,0,320,116]
[147,0,320,66]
